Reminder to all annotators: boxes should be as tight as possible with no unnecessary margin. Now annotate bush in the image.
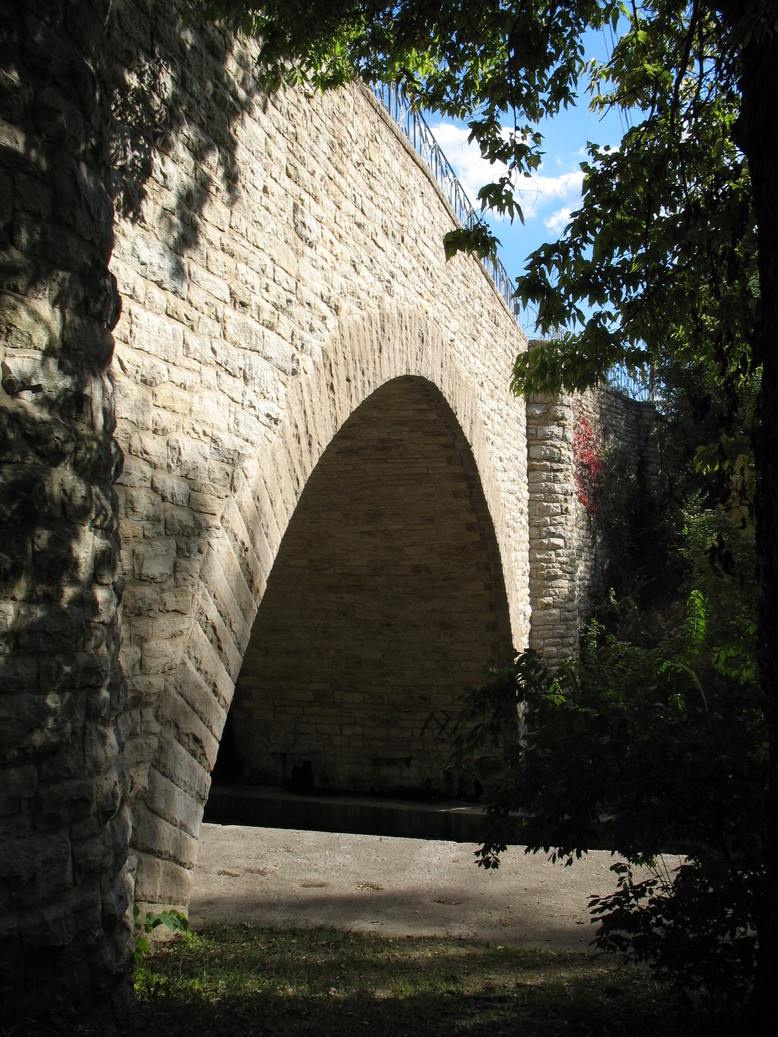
[451,576,766,1006]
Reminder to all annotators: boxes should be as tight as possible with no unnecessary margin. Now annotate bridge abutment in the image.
[527,387,662,661]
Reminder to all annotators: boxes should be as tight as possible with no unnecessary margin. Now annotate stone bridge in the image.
[109,28,533,914]
[0,0,656,1018]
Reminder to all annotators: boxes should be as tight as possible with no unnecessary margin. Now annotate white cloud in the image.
[516,170,583,220]
[427,119,584,223]
[428,121,503,209]
[544,206,574,235]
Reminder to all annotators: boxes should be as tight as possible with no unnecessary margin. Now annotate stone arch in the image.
[227,373,514,797]
[130,306,525,912]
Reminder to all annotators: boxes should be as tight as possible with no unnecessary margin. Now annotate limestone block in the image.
[0,831,73,908]
[162,587,196,615]
[153,730,211,804]
[187,261,231,304]
[0,655,37,693]
[172,556,207,592]
[165,294,199,333]
[162,503,200,538]
[0,762,38,803]
[116,453,153,490]
[156,687,220,772]
[20,883,102,948]
[133,850,192,909]
[131,235,187,297]
[132,537,176,583]
[197,553,251,657]
[141,636,187,675]
[528,444,563,461]
[128,431,167,470]
[134,619,189,651]
[166,435,210,480]
[149,402,181,437]
[184,622,233,713]
[209,428,254,468]
[101,857,132,929]
[150,471,190,506]
[71,825,115,882]
[129,304,183,364]
[131,801,198,870]
[150,381,191,417]
[182,327,213,365]
[173,654,227,736]
[145,766,204,838]
[219,498,265,599]
[210,339,244,381]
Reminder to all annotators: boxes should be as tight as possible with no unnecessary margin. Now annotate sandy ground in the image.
[189,822,632,951]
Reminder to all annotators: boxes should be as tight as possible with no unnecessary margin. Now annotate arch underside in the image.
[227,375,514,797]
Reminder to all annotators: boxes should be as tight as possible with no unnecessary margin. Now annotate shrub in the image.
[451,581,766,1006]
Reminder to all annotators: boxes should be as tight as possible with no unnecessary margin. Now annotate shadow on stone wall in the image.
[0,0,134,1023]
[0,0,258,1022]
[110,0,252,247]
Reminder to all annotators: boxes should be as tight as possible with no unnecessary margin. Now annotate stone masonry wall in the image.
[527,386,660,663]
[0,0,132,1022]
[107,0,530,913]
[525,394,577,665]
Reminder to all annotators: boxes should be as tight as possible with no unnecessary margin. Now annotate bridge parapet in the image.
[370,83,517,314]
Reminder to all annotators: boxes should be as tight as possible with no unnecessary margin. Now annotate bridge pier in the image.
[0,0,132,1021]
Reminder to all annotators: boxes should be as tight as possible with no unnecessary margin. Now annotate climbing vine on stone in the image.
[573,414,604,517]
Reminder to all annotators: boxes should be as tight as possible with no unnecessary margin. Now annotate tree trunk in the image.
[736,16,778,1023]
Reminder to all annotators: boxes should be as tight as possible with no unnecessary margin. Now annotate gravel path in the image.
[189,822,630,950]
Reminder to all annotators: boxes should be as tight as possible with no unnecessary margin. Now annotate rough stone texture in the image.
[106,0,530,914]
[527,387,660,662]
[0,0,132,1023]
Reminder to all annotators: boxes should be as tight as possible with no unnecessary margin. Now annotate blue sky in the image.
[424,29,629,333]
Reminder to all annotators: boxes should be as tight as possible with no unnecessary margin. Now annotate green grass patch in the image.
[125,923,733,1035]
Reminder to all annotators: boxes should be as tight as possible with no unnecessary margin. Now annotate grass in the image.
[125,923,730,1036]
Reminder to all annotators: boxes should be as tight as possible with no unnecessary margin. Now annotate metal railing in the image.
[371,82,517,315]
[606,365,655,403]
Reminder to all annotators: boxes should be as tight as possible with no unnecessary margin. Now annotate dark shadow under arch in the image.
[219,376,513,801]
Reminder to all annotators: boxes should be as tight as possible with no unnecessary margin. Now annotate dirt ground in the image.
[189,822,639,950]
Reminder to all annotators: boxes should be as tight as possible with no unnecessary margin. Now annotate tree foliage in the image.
[512,2,759,399]
[188,1,620,241]
[452,562,764,1005]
